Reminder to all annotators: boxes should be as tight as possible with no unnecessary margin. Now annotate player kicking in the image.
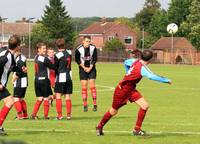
[96,50,171,136]
[54,38,73,120]
[31,43,55,120]
[75,36,97,112]
[0,35,22,135]
[12,48,28,119]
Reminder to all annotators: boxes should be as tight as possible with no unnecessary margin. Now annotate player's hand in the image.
[22,66,28,73]
[12,74,18,83]
[0,84,4,91]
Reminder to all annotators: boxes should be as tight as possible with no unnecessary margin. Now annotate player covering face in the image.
[96,50,171,136]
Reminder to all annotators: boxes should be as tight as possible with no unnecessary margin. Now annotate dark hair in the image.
[8,35,21,50]
[56,38,65,49]
[83,35,91,40]
[47,47,54,51]
[141,50,153,61]
[130,49,142,58]
[36,43,46,50]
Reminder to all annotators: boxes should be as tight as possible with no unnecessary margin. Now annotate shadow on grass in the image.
[0,140,26,144]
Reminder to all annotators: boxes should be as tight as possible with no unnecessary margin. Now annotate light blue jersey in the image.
[124,59,170,83]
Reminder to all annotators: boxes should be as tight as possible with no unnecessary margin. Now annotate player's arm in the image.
[90,47,97,68]
[75,49,86,71]
[124,58,137,73]
[0,56,8,68]
[141,65,171,83]
[44,57,56,70]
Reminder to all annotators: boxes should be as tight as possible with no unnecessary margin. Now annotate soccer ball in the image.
[167,23,178,34]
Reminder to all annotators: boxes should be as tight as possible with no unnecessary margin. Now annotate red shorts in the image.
[112,85,143,110]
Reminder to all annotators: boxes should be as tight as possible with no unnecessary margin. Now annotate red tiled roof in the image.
[79,22,121,34]
[0,22,35,35]
[151,37,196,50]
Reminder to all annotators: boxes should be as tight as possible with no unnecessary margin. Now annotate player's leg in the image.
[55,92,63,120]
[21,98,28,119]
[133,97,149,136]
[81,80,88,112]
[89,79,97,112]
[31,97,43,119]
[0,94,14,135]
[65,94,71,120]
[14,97,23,119]
[43,97,50,119]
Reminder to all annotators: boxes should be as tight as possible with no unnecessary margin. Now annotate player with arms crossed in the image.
[96,50,171,136]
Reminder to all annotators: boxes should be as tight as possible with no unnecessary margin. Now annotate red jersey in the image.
[48,57,56,87]
[119,60,143,90]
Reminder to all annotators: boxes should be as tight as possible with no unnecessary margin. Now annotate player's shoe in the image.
[14,116,23,120]
[0,127,7,136]
[133,129,147,136]
[30,115,39,120]
[55,116,63,120]
[83,106,88,112]
[44,116,50,120]
[96,126,104,136]
[67,114,71,120]
[23,115,29,119]
[93,105,97,112]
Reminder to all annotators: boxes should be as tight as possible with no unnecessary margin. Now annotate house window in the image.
[124,36,133,45]
[108,36,114,41]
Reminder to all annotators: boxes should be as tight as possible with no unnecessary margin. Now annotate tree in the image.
[103,38,125,52]
[148,10,169,38]
[168,0,191,26]
[134,0,161,29]
[180,0,200,50]
[42,0,75,47]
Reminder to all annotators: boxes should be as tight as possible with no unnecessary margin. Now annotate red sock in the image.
[134,108,147,131]
[0,105,11,126]
[14,101,23,118]
[66,100,72,115]
[32,100,42,116]
[82,88,88,106]
[44,100,49,118]
[21,100,28,117]
[56,99,62,118]
[97,111,112,128]
[90,87,97,106]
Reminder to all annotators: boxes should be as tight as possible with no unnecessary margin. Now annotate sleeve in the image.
[44,57,56,70]
[75,49,81,65]
[91,47,97,65]
[0,56,8,68]
[124,58,136,73]
[141,65,171,83]
[15,58,25,77]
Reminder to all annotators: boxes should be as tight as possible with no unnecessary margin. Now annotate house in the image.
[151,37,197,64]
[78,21,138,51]
[0,18,35,46]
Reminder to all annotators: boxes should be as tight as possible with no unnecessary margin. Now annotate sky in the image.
[0,0,170,22]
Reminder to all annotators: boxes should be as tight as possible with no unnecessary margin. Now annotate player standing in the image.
[96,50,171,136]
[75,36,97,112]
[54,38,72,120]
[31,43,55,119]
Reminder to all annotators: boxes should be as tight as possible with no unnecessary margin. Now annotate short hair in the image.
[83,35,91,40]
[8,35,21,50]
[141,50,153,61]
[55,38,65,49]
[130,49,142,58]
[36,43,46,50]
[47,47,54,51]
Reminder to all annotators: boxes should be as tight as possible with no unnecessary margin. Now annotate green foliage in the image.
[41,0,75,47]
[103,38,125,52]
[148,10,169,38]
[180,0,200,49]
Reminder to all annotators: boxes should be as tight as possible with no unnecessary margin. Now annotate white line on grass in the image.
[5,128,200,135]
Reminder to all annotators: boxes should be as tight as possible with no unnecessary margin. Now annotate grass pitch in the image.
[0,62,200,144]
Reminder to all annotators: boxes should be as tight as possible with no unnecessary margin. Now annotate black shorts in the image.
[0,88,11,100]
[34,79,52,97]
[54,80,73,95]
[79,67,96,80]
[13,87,27,98]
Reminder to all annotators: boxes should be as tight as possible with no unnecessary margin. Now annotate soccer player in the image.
[12,48,28,119]
[47,48,56,106]
[0,35,21,135]
[96,50,171,136]
[75,36,97,112]
[54,38,72,120]
[31,43,55,119]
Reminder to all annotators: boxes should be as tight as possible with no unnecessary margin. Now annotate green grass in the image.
[1,62,200,144]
